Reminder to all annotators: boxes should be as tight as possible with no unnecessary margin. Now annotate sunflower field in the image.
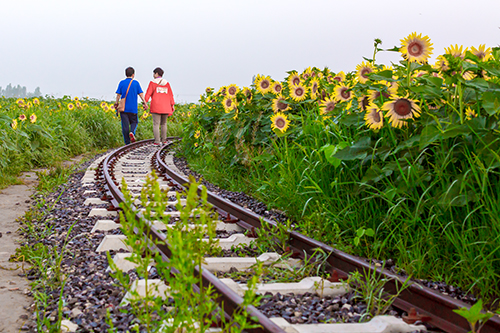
[0,96,186,188]
[178,33,500,302]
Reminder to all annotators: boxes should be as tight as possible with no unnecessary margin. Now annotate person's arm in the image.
[114,94,121,109]
[139,92,147,109]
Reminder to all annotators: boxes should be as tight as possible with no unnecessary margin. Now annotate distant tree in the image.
[0,84,41,98]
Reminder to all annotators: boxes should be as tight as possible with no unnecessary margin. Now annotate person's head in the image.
[153,67,164,78]
[125,67,135,78]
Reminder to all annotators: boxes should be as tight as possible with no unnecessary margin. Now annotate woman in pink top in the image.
[144,67,175,145]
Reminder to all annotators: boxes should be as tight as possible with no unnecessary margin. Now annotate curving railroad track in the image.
[80,138,500,333]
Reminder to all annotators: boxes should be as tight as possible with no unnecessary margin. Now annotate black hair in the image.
[153,67,164,77]
[125,67,135,77]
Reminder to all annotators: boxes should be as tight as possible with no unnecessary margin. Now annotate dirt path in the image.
[0,156,86,333]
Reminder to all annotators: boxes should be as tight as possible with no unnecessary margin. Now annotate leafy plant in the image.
[453,299,494,333]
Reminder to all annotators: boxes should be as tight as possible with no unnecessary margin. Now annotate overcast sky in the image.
[1,0,499,103]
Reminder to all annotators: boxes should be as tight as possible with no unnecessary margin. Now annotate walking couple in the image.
[115,66,175,145]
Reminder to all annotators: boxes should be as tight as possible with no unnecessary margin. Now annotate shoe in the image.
[129,132,136,143]
[153,142,161,146]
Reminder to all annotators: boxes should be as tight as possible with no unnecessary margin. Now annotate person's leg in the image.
[120,113,131,144]
[130,113,139,137]
[152,113,161,144]
[160,114,168,143]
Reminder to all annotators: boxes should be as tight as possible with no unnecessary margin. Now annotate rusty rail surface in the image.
[101,139,285,333]
[154,141,500,333]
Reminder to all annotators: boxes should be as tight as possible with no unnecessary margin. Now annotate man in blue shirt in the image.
[115,67,147,144]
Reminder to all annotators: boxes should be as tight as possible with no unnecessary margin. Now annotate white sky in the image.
[1,0,499,103]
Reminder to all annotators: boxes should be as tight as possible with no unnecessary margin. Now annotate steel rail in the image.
[102,139,285,333]
[155,140,500,333]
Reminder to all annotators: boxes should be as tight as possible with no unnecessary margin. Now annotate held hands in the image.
[142,101,148,110]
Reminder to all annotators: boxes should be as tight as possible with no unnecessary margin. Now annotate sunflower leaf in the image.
[332,137,371,161]
[482,91,500,115]
[368,70,394,81]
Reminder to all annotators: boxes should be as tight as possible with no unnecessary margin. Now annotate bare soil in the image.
[0,156,85,333]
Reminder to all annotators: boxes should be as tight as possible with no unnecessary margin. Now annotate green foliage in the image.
[177,37,500,302]
[453,299,495,333]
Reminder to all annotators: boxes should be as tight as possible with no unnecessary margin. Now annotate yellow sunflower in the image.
[16,98,25,107]
[206,87,213,94]
[364,103,384,130]
[256,76,272,94]
[226,84,239,98]
[194,130,201,139]
[272,95,290,113]
[33,98,40,105]
[462,71,476,81]
[30,113,37,123]
[356,62,374,84]
[470,45,492,61]
[309,78,320,100]
[222,97,237,112]
[465,107,477,120]
[290,83,308,102]
[302,67,313,80]
[11,119,18,130]
[100,101,107,108]
[382,96,421,128]
[400,32,433,63]
[434,55,450,71]
[445,44,467,59]
[332,71,345,83]
[287,72,302,87]
[73,96,79,101]
[271,82,283,95]
[270,112,290,133]
[18,114,27,121]
[319,96,336,116]
[68,103,75,110]
[357,95,370,111]
[334,84,353,102]
[76,101,82,109]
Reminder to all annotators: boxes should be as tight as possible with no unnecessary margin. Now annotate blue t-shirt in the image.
[116,78,143,114]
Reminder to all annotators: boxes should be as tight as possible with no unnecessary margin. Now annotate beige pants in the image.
[152,113,168,144]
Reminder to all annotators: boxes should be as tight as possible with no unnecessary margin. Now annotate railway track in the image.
[74,138,500,332]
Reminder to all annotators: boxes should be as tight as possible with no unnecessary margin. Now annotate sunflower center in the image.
[261,81,269,89]
[394,99,412,116]
[340,88,350,99]
[292,78,300,85]
[312,84,318,93]
[228,87,236,95]
[276,118,286,129]
[373,110,381,123]
[408,41,423,56]
[333,77,341,82]
[296,87,304,96]
[277,101,287,110]
[326,102,335,112]
[275,85,282,93]
[225,100,232,107]
[361,68,372,78]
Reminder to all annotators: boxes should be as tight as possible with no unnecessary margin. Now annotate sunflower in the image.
[205,87,213,94]
[33,98,40,105]
[194,130,201,139]
[73,96,79,101]
[357,95,370,111]
[462,71,476,80]
[18,114,27,121]
[103,105,110,112]
[465,107,478,120]
[302,67,312,80]
[16,98,25,107]
[270,112,290,133]
[434,55,450,71]
[332,71,345,83]
[222,97,236,112]
[226,84,239,98]
[68,103,75,110]
[382,96,421,128]
[309,78,320,99]
[445,44,467,59]
[364,103,384,130]
[334,84,353,102]
[319,96,336,116]
[271,82,283,95]
[290,83,308,102]
[287,72,301,87]
[30,113,37,123]
[400,32,433,63]
[109,104,115,110]
[272,95,290,113]
[356,62,374,84]
[242,87,253,102]
[470,45,492,61]
[100,101,107,108]
[256,76,272,94]
[387,81,399,96]
[11,119,18,130]
[194,142,199,147]
[76,101,82,109]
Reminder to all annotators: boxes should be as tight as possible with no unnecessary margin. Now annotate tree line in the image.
[0,84,41,98]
